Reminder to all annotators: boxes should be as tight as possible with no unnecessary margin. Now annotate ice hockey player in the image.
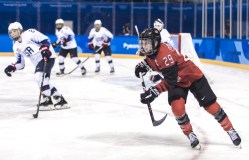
[153,18,174,47]
[88,20,115,73]
[150,18,174,83]
[134,28,241,149]
[5,22,68,110]
[52,18,87,76]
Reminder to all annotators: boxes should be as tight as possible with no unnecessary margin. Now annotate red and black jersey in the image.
[145,43,203,93]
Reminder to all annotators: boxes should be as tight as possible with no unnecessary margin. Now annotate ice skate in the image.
[110,67,115,74]
[39,96,55,111]
[227,128,241,147]
[56,69,65,76]
[53,95,70,110]
[81,66,86,76]
[95,67,100,73]
[187,132,201,149]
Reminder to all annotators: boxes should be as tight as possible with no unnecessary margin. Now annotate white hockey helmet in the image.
[94,20,102,32]
[153,18,164,32]
[94,20,102,26]
[8,22,23,41]
[55,19,64,24]
[8,22,23,32]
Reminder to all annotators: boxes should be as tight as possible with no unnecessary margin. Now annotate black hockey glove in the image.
[4,64,16,77]
[135,60,150,78]
[140,86,159,104]
[40,44,52,62]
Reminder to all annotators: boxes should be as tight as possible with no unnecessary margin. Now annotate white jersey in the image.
[88,27,113,47]
[12,29,56,70]
[55,26,77,49]
[160,29,174,47]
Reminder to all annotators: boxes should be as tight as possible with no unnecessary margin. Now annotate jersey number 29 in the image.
[163,54,174,66]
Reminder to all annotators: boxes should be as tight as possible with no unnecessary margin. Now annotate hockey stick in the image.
[139,72,167,126]
[66,57,90,75]
[135,25,144,56]
[33,61,47,118]
[95,46,103,53]
[135,25,139,36]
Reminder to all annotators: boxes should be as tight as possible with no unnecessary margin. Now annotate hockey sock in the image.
[171,98,193,135]
[204,101,233,131]
[171,97,186,116]
[105,55,114,68]
[95,54,100,67]
[72,57,84,68]
[58,55,65,70]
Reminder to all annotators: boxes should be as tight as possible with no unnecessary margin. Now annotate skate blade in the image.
[39,105,55,111]
[56,74,66,77]
[54,104,70,110]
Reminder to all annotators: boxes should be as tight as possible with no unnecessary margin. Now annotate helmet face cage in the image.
[139,28,161,56]
[56,23,64,30]
[55,19,64,30]
[153,19,164,31]
[94,24,101,32]
[94,20,102,32]
[139,39,157,56]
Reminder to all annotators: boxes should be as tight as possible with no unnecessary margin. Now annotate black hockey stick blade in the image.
[33,113,38,118]
[140,72,167,126]
[152,114,167,126]
[33,104,40,118]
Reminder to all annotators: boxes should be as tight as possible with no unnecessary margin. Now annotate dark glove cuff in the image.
[40,44,49,51]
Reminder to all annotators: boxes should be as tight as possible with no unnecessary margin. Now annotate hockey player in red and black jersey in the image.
[135,28,241,149]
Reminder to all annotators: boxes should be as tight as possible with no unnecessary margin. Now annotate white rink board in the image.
[0,57,248,160]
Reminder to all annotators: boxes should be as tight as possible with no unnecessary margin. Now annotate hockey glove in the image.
[62,38,67,47]
[135,60,150,78]
[40,44,52,62]
[4,64,16,77]
[140,86,159,104]
[88,42,94,50]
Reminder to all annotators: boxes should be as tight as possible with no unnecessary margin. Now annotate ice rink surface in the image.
[0,56,248,160]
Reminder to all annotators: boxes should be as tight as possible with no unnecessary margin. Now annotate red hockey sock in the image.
[171,98,193,135]
[205,101,233,131]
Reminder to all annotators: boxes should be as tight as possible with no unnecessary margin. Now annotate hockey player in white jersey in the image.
[52,19,87,76]
[154,18,174,47]
[5,22,68,110]
[88,20,115,73]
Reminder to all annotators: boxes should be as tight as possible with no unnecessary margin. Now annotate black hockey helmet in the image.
[139,28,161,57]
